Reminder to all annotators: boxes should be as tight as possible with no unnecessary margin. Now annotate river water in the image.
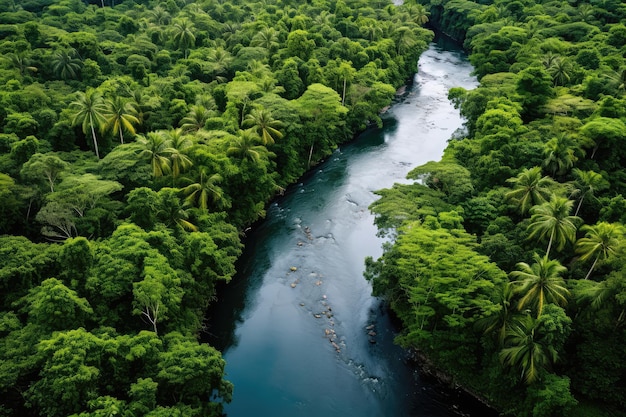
[208,37,488,416]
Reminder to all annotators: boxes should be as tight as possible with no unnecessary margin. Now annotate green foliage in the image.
[407,160,474,205]
[18,277,93,331]
[370,1,626,414]
[366,215,507,346]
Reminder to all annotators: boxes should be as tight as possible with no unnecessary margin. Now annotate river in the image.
[207,36,491,416]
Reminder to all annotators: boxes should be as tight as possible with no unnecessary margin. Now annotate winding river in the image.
[208,37,491,416]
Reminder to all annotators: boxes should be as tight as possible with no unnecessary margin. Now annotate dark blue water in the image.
[207,38,495,416]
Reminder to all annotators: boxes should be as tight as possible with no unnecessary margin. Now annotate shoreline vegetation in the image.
[0,0,435,416]
[366,1,626,416]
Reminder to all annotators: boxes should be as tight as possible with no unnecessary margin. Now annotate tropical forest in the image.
[0,0,624,416]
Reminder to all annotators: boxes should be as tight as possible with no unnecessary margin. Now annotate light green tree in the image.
[20,153,69,192]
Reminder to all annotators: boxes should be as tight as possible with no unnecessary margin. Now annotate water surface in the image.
[209,38,486,416]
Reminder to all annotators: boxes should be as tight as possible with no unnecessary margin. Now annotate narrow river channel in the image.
[208,37,488,416]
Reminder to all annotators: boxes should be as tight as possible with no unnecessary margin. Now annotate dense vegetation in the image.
[365,0,626,416]
[0,0,434,415]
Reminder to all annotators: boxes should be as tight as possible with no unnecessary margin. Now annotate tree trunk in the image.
[89,114,100,159]
[307,143,314,168]
[119,125,124,144]
[584,256,599,280]
[546,229,555,258]
[575,195,584,217]
[342,77,347,106]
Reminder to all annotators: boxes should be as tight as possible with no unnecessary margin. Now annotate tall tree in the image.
[547,57,572,86]
[242,108,284,146]
[250,27,279,52]
[137,132,171,177]
[542,133,579,178]
[105,96,140,144]
[499,315,557,384]
[70,90,107,159]
[575,222,624,280]
[227,129,265,163]
[337,61,356,106]
[182,169,228,211]
[505,167,556,216]
[171,19,196,59]
[510,253,569,317]
[156,188,197,232]
[20,153,69,192]
[162,128,193,180]
[527,196,579,257]
[475,283,516,345]
[570,169,608,217]
[51,49,82,80]
[180,105,212,133]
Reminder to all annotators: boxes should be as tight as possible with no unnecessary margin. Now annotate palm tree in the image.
[137,132,171,177]
[250,27,279,52]
[547,57,572,86]
[242,109,284,146]
[541,52,558,70]
[527,196,579,257]
[314,10,334,27]
[393,26,417,55]
[475,283,516,346]
[52,49,82,80]
[127,87,158,126]
[499,314,557,384]
[410,3,430,26]
[246,60,271,79]
[221,22,241,47]
[157,188,197,232]
[576,222,624,280]
[5,52,37,75]
[542,133,579,178]
[207,47,233,83]
[182,169,229,211]
[337,61,356,106]
[227,130,265,163]
[162,128,193,180]
[360,21,383,41]
[577,3,595,23]
[105,96,140,144]
[510,253,570,317]
[180,105,213,133]
[505,166,556,215]
[149,5,171,25]
[570,168,609,217]
[70,90,107,159]
[171,19,196,59]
